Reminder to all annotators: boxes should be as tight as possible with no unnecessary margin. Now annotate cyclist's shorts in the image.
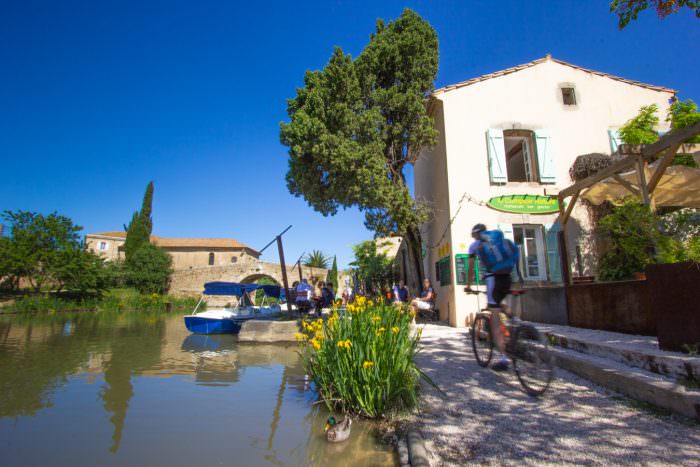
[486,274,511,307]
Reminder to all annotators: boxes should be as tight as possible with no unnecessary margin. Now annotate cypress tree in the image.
[140,181,154,235]
[124,181,154,261]
[328,255,338,291]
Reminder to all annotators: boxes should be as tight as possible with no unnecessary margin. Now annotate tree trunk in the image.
[403,226,424,294]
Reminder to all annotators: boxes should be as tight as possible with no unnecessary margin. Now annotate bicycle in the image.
[466,289,554,396]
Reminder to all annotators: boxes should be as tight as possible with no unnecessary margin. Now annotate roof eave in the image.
[433,56,676,97]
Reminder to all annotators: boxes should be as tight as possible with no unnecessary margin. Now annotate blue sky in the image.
[1,1,698,268]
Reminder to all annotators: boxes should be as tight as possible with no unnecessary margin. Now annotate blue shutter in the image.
[545,222,562,283]
[486,129,507,183]
[498,224,518,281]
[608,128,622,154]
[535,129,555,184]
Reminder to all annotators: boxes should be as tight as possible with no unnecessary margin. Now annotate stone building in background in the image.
[85,231,260,269]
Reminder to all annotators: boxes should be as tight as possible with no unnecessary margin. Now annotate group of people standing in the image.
[290,276,437,316]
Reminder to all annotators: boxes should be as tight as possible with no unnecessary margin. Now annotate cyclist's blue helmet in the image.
[471,223,487,235]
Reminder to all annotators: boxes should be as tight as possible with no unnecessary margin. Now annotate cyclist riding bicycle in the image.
[465,223,523,371]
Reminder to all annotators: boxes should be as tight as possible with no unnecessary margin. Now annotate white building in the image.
[415,55,675,327]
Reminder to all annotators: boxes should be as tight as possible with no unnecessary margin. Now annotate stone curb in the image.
[550,345,700,420]
[406,429,431,467]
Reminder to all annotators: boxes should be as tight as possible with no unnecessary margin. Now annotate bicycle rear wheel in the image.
[512,324,554,396]
[471,314,493,368]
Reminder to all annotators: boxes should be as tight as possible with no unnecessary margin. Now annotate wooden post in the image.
[558,230,571,286]
[637,156,651,206]
[276,236,292,312]
[558,197,572,286]
[297,260,303,282]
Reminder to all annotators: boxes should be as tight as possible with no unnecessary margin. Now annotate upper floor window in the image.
[208,252,215,265]
[231,256,238,264]
[504,130,538,182]
[486,128,555,184]
[561,87,576,106]
[98,241,108,251]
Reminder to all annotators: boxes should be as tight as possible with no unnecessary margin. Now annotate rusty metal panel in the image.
[566,280,655,335]
[647,262,700,352]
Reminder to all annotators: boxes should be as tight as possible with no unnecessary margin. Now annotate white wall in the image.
[418,58,674,327]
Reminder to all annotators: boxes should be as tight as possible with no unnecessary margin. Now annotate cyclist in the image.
[465,223,523,371]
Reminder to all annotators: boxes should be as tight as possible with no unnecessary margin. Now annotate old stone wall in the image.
[169,261,328,297]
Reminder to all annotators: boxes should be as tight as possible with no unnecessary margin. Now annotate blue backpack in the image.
[478,230,517,274]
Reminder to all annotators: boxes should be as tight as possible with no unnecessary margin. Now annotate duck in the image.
[324,416,352,443]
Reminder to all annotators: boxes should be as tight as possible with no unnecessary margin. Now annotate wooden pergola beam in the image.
[647,143,682,194]
[558,121,700,200]
[612,174,640,195]
[561,192,579,226]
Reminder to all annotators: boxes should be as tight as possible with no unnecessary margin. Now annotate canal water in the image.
[0,311,397,466]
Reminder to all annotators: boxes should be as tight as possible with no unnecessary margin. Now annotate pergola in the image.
[556,121,700,284]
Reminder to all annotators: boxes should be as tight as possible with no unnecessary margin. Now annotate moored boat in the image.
[184,282,283,334]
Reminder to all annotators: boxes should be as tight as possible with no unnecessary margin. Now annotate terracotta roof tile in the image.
[92,231,128,238]
[433,55,675,96]
[88,232,257,253]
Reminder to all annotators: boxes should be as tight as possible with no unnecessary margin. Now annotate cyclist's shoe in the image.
[491,360,509,372]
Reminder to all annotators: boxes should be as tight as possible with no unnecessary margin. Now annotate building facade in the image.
[85,232,260,269]
[415,55,675,327]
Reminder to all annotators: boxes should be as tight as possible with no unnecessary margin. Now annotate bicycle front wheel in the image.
[471,314,493,368]
[512,324,554,396]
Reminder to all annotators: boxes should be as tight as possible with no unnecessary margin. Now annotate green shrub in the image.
[126,244,172,294]
[1,288,198,314]
[297,297,423,418]
[598,199,659,280]
[598,200,700,280]
[619,104,660,145]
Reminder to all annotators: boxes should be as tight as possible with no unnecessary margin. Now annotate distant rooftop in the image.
[433,54,676,96]
[88,231,258,254]
[375,236,403,259]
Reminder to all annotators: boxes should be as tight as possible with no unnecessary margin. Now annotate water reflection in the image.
[0,312,396,466]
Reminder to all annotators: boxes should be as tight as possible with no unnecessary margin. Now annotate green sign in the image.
[487,195,559,215]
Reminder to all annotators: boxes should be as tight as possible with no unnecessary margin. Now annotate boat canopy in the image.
[203,281,282,298]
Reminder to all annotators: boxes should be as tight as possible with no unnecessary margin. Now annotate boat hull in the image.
[184,316,242,334]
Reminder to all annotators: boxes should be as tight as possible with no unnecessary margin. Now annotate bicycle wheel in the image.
[471,314,493,368]
[512,324,554,396]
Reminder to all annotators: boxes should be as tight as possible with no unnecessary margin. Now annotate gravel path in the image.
[412,324,700,466]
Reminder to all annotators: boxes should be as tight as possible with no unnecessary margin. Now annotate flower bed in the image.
[296,297,424,418]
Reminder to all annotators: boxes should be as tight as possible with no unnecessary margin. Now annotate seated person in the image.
[393,280,410,303]
[295,279,312,312]
[321,282,335,308]
[410,278,435,312]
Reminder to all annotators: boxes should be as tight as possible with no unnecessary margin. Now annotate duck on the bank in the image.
[324,416,352,442]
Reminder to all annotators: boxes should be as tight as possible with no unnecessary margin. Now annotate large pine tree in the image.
[280,9,438,284]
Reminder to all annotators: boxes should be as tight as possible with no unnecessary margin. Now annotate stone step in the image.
[550,345,700,420]
[536,325,700,381]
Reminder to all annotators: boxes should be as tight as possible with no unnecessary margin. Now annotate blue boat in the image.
[184,282,283,334]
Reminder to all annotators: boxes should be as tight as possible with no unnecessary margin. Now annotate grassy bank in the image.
[0,288,199,314]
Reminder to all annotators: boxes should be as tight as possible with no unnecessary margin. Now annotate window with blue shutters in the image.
[488,128,555,184]
[545,222,562,283]
[534,129,556,184]
[486,128,507,183]
[608,128,622,154]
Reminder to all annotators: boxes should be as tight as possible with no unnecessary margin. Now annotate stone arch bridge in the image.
[169,261,329,297]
